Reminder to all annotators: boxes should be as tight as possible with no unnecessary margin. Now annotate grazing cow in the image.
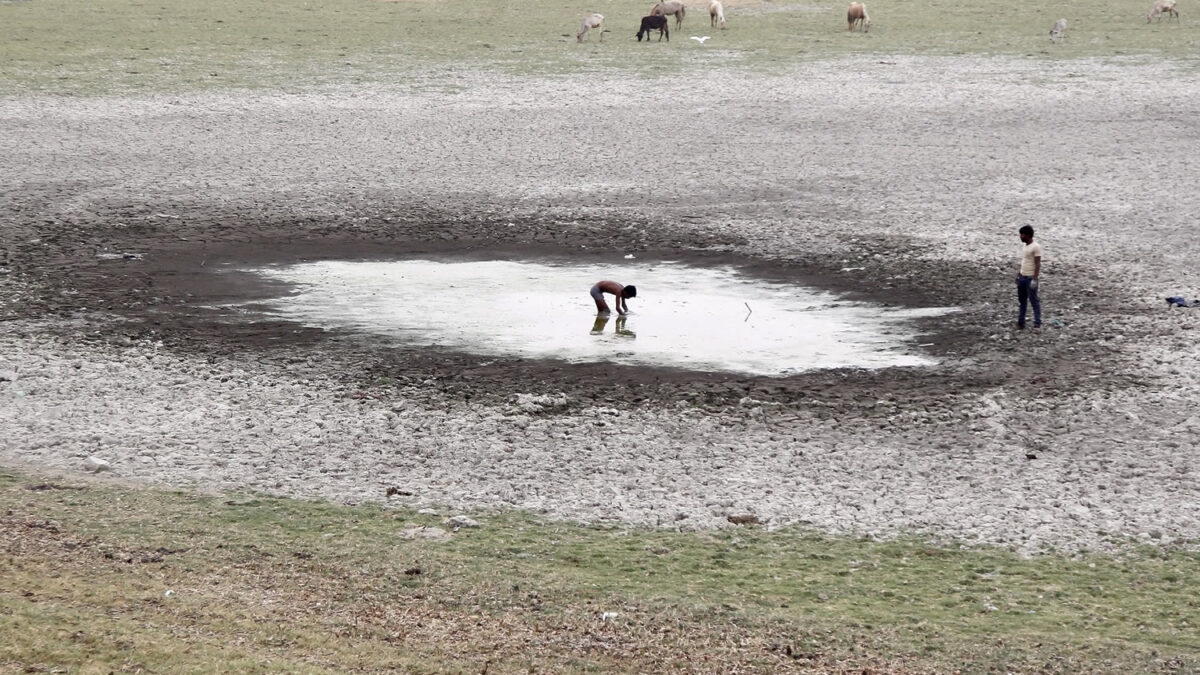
[650,0,687,30]
[577,12,605,42]
[709,0,726,28]
[847,2,870,31]
[637,14,670,41]
[1147,0,1179,21]
[1050,18,1068,39]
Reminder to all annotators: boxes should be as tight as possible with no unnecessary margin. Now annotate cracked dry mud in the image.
[3,56,1199,554]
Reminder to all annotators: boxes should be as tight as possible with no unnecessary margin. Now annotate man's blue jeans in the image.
[1017,275,1041,328]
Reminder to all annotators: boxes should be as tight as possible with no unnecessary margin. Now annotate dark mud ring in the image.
[1,196,1134,414]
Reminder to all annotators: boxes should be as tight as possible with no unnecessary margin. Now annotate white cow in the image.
[709,0,726,28]
[577,13,605,42]
[1147,0,1179,22]
[1050,18,1068,39]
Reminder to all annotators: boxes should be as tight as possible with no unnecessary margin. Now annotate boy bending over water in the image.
[590,280,637,315]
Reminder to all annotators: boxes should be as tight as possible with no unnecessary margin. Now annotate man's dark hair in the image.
[623,285,637,298]
[1019,225,1034,237]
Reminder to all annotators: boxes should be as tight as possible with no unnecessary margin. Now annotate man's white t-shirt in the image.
[1020,241,1043,277]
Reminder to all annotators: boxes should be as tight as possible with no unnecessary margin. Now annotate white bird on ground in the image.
[690,35,711,43]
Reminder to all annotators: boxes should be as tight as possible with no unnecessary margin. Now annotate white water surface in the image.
[251,259,954,376]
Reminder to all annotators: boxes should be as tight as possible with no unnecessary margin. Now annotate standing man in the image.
[590,280,637,315]
[1016,225,1042,329]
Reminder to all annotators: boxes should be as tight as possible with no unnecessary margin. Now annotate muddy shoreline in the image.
[1,202,1128,408]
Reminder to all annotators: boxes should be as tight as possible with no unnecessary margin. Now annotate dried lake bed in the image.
[3,56,1200,554]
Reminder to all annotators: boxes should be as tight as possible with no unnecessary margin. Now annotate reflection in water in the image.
[590,315,607,335]
[250,259,955,376]
[590,315,636,338]
[616,316,635,338]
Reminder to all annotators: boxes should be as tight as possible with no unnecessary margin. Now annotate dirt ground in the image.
[2,56,1199,554]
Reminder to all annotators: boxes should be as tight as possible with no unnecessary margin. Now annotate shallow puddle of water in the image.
[250,259,954,376]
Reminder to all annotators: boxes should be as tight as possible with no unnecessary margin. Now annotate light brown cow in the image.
[847,2,870,32]
[651,1,687,30]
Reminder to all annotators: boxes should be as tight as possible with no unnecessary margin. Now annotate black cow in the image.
[636,15,670,41]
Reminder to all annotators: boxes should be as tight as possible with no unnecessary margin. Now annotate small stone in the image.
[727,514,762,525]
[446,515,480,529]
[83,456,111,473]
[400,526,451,541]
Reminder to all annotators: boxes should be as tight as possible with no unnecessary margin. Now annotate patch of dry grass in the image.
[0,499,879,673]
[3,470,1199,673]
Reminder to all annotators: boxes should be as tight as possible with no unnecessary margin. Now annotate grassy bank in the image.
[2,468,1198,673]
[2,0,1198,95]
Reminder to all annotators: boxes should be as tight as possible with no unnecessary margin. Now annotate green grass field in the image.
[1,0,1198,95]
[3,470,1199,672]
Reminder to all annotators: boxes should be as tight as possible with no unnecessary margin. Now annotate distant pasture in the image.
[0,0,1197,94]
